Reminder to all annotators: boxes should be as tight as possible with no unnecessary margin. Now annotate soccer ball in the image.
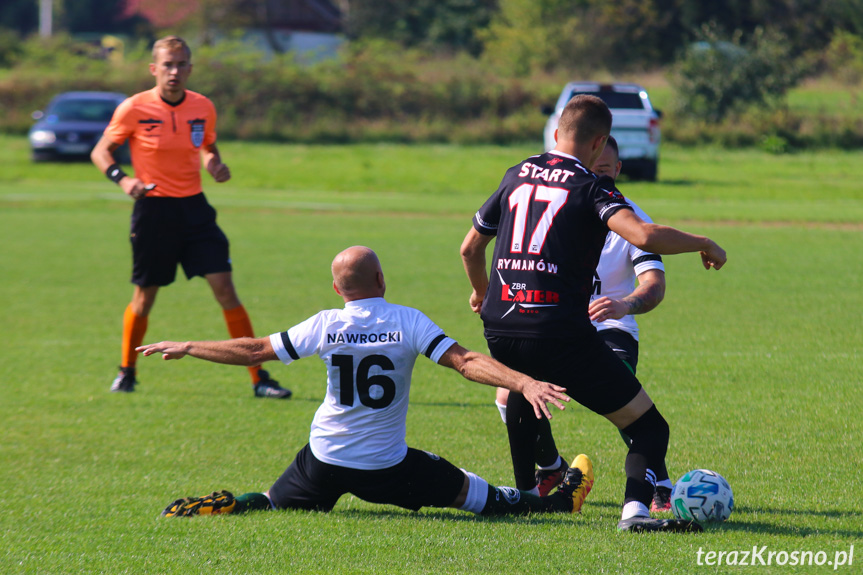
[671,469,734,522]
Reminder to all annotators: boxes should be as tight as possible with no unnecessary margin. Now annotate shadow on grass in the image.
[583,500,863,538]
[735,505,860,519]
[334,507,582,526]
[651,179,695,187]
[713,519,863,539]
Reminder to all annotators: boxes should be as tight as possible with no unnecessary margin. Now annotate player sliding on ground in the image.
[139,246,593,518]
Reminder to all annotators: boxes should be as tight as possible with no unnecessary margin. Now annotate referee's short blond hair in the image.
[152,35,191,61]
[557,95,612,146]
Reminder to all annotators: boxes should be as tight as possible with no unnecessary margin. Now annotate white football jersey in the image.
[590,199,665,341]
[269,297,456,470]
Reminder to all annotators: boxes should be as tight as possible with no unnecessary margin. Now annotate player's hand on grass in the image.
[137,341,190,360]
[520,379,569,420]
[700,240,727,270]
[588,296,629,322]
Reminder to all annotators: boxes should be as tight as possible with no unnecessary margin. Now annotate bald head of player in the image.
[553,94,613,170]
[332,246,387,302]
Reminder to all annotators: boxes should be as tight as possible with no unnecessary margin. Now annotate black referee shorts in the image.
[486,331,642,415]
[268,444,466,512]
[129,193,231,287]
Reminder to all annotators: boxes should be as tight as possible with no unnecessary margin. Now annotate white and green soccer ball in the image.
[671,469,734,522]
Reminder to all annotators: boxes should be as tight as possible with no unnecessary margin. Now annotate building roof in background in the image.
[121,0,342,32]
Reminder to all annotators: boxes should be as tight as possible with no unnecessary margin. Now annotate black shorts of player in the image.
[268,444,466,512]
[129,192,231,287]
[486,331,642,415]
[598,328,639,375]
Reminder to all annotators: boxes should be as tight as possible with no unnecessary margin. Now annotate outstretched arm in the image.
[437,343,569,419]
[137,336,276,366]
[589,269,666,322]
[607,209,726,270]
[460,228,494,314]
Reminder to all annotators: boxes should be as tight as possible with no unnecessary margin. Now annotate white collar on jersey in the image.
[344,297,386,308]
[548,150,584,166]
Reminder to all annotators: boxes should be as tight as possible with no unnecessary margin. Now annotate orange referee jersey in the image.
[104,87,218,198]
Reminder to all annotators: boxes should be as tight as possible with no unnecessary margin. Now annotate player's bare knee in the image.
[131,285,159,316]
[206,273,240,308]
[449,474,471,508]
[604,387,654,429]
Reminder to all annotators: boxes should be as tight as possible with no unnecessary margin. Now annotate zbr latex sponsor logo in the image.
[495,268,560,319]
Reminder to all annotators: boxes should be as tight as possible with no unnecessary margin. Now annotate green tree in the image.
[823,29,863,84]
[479,0,582,76]
[347,0,496,54]
[670,23,802,122]
[579,0,678,68]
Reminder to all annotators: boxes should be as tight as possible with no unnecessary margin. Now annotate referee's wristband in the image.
[105,163,128,184]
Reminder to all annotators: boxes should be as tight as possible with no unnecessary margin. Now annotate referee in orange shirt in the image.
[91,35,291,399]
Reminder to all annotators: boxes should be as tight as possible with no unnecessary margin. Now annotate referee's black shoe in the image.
[111,366,137,392]
[617,516,703,533]
[253,369,292,399]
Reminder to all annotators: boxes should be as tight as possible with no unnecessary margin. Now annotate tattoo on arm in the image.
[623,295,647,315]
[623,281,664,315]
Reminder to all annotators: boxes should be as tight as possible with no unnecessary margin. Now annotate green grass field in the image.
[1,135,861,574]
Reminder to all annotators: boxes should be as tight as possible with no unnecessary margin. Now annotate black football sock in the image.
[618,429,633,448]
[655,460,670,484]
[620,405,669,507]
[533,415,561,468]
[617,359,636,448]
[505,392,543,490]
[234,492,273,513]
[479,485,572,515]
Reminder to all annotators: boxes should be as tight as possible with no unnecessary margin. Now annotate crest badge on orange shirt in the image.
[189,119,206,147]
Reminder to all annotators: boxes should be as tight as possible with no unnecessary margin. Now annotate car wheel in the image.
[641,160,658,182]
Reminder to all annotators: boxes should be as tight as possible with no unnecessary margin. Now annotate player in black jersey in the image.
[461,94,726,533]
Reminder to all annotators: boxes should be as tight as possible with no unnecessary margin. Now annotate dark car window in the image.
[569,91,645,110]
[49,99,119,122]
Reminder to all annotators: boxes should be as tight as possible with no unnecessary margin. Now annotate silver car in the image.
[543,82,661,181]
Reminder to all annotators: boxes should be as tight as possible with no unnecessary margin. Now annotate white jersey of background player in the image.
[591,199,664,341]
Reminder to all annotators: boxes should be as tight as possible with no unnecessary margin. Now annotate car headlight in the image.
[30,130,57,145]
